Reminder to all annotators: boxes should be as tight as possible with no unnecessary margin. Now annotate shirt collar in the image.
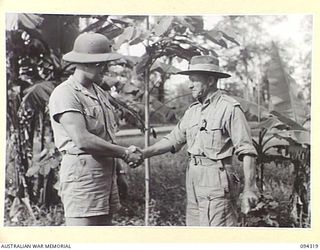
[200,89,222,109]
[68,76,99,101]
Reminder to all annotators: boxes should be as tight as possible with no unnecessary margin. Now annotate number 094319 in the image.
[300,244,319,248]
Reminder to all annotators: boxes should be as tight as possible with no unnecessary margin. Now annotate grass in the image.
[4,135,298,227]
[114,136,188,226]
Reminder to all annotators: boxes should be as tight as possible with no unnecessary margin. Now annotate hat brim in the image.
[63,51,122,63]
[176,70,231,78]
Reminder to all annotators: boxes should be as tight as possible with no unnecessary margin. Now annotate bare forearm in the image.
[77,132,125,158]
[143,138,173,158]
[59,111,126,158]
[242,155,257,191]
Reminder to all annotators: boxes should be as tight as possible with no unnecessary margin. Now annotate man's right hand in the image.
[125,145,144,168]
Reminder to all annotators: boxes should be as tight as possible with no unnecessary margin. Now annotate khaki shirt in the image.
[49,76,118,154]
[164,90,257,160]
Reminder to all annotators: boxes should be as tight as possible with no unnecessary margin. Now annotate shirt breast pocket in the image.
[83,105,104,134]
[102,100,118,132]
[204,126,223,151]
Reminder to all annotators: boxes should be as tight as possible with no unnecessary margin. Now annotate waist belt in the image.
[189,155,224,168]
[61,150,89,156]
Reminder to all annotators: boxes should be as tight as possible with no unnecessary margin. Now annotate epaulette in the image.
[220,92,241,107]
[188,101,200,109]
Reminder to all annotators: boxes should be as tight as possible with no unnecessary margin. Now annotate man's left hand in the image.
[117,172,128,201]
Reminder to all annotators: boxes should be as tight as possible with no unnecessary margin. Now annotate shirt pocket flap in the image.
[204,125,223,149]
[83,105,100,118]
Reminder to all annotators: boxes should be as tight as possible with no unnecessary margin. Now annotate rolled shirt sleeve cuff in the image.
[235,145,257,161]
[51,108,81,123]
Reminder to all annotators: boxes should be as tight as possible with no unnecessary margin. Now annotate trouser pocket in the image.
[223,164,241,205]
[196,186,236,226]
[60,155,86,183]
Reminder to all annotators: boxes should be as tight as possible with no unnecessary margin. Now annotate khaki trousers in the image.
[186,156,239,227]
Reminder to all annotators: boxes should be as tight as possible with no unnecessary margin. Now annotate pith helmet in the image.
[63,33,122,63]
[177,55,231,78]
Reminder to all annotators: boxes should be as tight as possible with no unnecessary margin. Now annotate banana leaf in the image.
[22,81,55,110]
[266,43,310,125]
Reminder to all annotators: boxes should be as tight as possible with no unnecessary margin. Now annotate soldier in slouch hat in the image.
[140,55,258,226]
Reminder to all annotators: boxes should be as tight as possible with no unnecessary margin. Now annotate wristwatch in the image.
[118,169,126,174]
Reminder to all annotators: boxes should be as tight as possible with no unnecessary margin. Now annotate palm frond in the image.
[21,81,55,112]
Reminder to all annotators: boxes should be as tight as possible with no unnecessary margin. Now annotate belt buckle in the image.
[191,156,198,166]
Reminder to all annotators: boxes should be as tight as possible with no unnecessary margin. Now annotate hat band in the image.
[74,48,110,54]
[188,63,221,72]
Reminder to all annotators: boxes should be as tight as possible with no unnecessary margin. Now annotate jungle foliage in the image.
[5,14,311,227]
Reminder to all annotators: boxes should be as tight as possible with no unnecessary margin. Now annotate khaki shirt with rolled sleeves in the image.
[49,76,118,154]
[164,90,257,160]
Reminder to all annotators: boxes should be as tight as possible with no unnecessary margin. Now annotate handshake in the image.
[122,145,144,168]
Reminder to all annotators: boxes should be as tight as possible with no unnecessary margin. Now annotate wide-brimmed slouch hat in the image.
[177,55,231,78]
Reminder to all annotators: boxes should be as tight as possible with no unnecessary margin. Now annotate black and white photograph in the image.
[5,13,312,229]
